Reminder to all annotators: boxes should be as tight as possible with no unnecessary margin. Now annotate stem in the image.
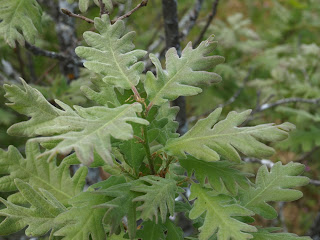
[61,8,94,24]
[141,116,155,174]
[111,0,148,24]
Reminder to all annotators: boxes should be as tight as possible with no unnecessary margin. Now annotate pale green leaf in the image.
[145,35,224,106]
[0,0,42,47]
[76,15,147,90]
[251,228,311,240]
[67,0,125,13]
[131,176,182,223]
[0,179,65,237]
[180,156,249,195]
[0,141,87,206]
[189,184,257,240]
[165,108,295,163]
[239,162,309,219]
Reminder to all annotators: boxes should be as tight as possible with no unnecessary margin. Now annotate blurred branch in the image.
[111,0,148,24]
[61,8,94,23]
[193,0,220,47]
[258,97,320,112]
[98,0,107,16]
[296,146,320,162]
[24,41,84,67]
[179,0,204,40]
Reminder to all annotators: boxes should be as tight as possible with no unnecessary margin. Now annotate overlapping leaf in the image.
[239,162,309,219]
[251,228,311,240]
[180,156,249,195]
[131,176,182,223]
[0,141,87,205]
[145,35,224,106]
[135,221,166,240]
[76,15,147,90]
[165,108,295,163]
[0,179,65,237]
[189,184,257,240]
[0,0,42,47]
[4,80,148,165]
[67,0,125,13]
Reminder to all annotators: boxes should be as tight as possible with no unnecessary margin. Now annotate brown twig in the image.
[111,0,148,24]
[61,8,94,24]
[193,0,220,47]
[98,0,107,17]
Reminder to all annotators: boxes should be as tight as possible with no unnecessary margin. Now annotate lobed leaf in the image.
[76,15,147,90]
[165,108,295,163]
[0,179,65,237]
[189,184,257,240]
[145,35,224,106]
[239,162,309,219]
[251,228,311,240]
[0,141,87,206]
[0,0,42,47]
[67,0,126,13]
[131,176,182,223]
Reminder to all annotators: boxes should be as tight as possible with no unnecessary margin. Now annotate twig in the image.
[24,41,84,67]
[15,41,26,80]
[310,179,320,186]
[258,97,320,112]
[98,0,107,16]
[193,0,220,47]
[61,8,94,24]
[111,0,148,24]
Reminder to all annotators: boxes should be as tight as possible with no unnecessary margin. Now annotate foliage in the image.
[0,1,315,240]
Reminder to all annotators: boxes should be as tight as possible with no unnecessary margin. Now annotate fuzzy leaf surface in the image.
[76,15,147,90]
[180,156,249,195]
[0,142,87,205]
[4,80,148,165]
[145,35,224,106]
[189,184,257,240]
[0,179,65,237]
[239,162,309,219]
[0,0,42,47]
[165,108,295,163]
[131,176,181,223]
[67,0,125,13]
[251,228,311,240]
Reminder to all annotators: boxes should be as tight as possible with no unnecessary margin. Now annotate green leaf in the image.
[251,228,311,240]
[67,0,126,13]
[145,35,224,106]
[239,162,309,219]
[180,156,249,195]
[0,141,87,206]
[164,220,183,240]
[95,182,139,239]
[189,184,257,240]
[0,179,65,237]
[54,176,125,240]
[76,15,147,90]
[119,139,145,173]
[165,108,295,163]
[0,0,42,47]
[4,80,149,165]
[136,221,166,240]
[131,176,182,223]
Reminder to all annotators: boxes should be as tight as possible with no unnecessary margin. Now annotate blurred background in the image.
[0,0,319,239]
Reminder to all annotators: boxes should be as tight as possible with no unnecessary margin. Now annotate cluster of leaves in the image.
[0,0,315,240]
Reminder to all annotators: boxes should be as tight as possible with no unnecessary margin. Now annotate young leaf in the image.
[251,228,311,240]
[165,108,295,163]
[239,162,309,219]
[0,141,87,206]
[4,79,149,165]
[145,35,224,106]
[180,156,249,195]
[0,0,42,47]
[76,14,147,90]
[135,221,166,240]
[67,0,126,13]
[189,183,257,240]
[131,176,182,223]
[0,179,65,237]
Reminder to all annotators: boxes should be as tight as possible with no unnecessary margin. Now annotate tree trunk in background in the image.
[161,0,188,135]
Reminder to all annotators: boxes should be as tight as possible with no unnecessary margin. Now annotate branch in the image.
[193,0,220,47]
[111,0,148,24]
[24,41,84,67]
[258,97,320,112]
[179,0,204,40]
[61,8,94,24]
[98,0,107,16]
